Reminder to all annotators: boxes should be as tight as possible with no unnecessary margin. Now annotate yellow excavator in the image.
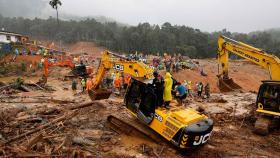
[87,51,154,100]
[88,51,214,149]
[217,35,280,135]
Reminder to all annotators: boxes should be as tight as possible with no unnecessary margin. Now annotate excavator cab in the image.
[257,81,280,114]
[254,81,280,135]
[125,78,156,125]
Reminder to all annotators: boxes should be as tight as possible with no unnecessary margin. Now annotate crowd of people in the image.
[151,71,211,109]
[71,71,132,95]
[70,52,210,109]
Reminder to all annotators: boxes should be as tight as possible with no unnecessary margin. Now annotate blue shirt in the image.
[176,85,186,96]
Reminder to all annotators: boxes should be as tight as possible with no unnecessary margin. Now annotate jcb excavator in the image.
[38,58,93,86]
[88,51,214,149]
[217,35,280,135]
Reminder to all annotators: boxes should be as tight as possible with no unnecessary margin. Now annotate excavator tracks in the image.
[107,115,164,143]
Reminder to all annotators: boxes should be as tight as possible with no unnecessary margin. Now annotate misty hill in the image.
[1,15,280,58]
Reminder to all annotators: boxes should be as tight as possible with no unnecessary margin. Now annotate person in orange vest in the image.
[86,79,92,91]
[114,77,121,93]
[123,75,131,90]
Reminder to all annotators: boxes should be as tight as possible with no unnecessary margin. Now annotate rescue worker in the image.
[187,81,193,98]
[163,72,173,109]
[119,75,124,94]
[86,79,92,91]
[175,82,187,105]
[152,71,164,107]
[205,83,210,98]
[72,79,77,94]
[81,78,86,92]
[197,82,204,97]
[114,77,121,93]
[124,75,131,90]
[44,49,48,56]
[111,72,116,80]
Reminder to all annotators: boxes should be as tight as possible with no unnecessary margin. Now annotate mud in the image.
[0,59,279,157]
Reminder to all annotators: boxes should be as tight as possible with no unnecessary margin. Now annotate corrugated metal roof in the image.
[0,31,27,37]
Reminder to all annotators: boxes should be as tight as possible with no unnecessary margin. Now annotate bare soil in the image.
[0,57,279,157]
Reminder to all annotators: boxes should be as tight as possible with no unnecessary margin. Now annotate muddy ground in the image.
[0,60,279,158]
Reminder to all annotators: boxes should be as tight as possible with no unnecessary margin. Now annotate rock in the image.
[13,104,27,111]
[102,146,112,152]
[16,111,28,118]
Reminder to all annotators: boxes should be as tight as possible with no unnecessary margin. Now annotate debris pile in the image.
[0,101,117,157]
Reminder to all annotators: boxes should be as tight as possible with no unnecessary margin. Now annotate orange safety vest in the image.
[86,80,92,91]
[114,78,121,88]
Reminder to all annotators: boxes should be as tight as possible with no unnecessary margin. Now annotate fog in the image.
[1,0,280,33]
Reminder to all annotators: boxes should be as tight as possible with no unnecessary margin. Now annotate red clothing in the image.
[124,76,131,84]
[114,78,121,88]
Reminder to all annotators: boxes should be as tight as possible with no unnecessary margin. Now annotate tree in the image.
[49,0,62,25]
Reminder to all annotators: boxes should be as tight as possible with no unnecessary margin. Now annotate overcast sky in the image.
[56,0,280,33]
[2,0,279,33]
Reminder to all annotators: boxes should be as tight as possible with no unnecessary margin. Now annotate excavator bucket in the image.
[218,77,242,92]
[88,88,112,100]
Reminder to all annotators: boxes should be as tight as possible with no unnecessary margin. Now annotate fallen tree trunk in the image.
[29,82,45,91]
[68,101,105,110]
[5,110,78,145]
[19,85,31,92]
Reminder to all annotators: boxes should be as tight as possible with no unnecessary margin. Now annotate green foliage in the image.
[49,0,62,25]
[49,0,62,9]
[12,77,24,89]
[0,15,279,58]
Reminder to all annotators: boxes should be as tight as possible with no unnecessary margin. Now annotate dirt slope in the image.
[172,59,269,93]
[66,42,106,57]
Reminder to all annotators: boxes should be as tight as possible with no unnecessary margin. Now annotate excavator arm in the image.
[39,58,79,86]
[43,59,75,78]
[217,35,280,91]
[88,51,153,100]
